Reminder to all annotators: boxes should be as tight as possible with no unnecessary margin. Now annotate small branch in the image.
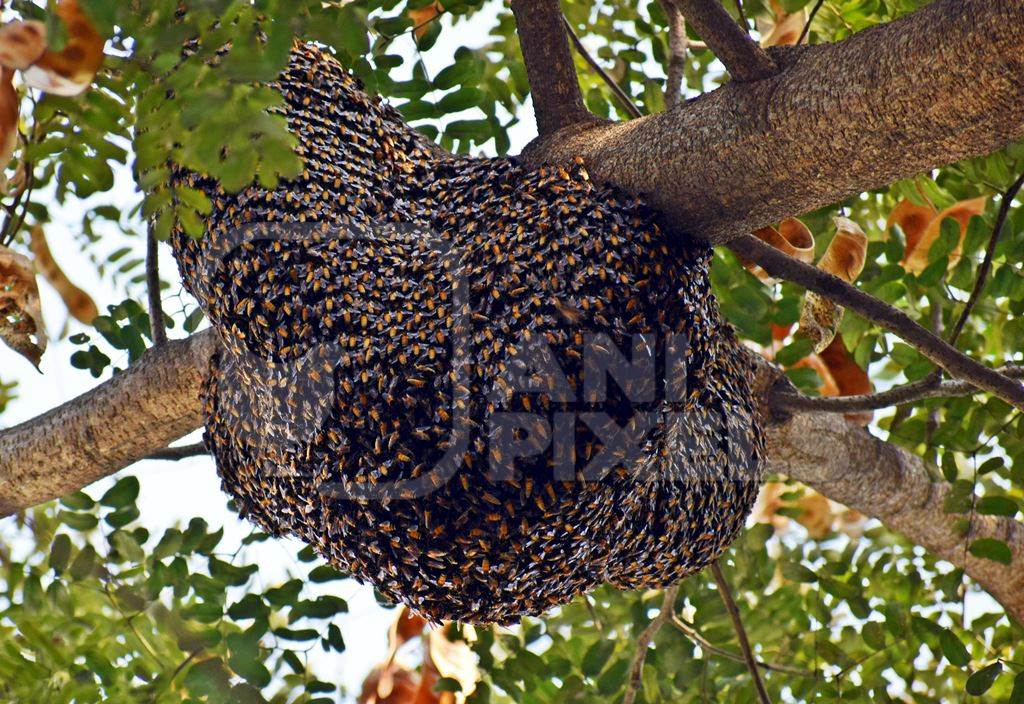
[561,16,643,119]
[710,563,771,704]
[796,0,827,45]
[728,234,1024,411]
[670,0,776,82]
[623,584,679,704]
[670,615,818,678]
[947,170,1024,344]
[510,0,593,135]
[146,227,167,347]
[773,366,1024,414]
[658,0,688,110]
[146,442,208,462]
[734,0,748,29]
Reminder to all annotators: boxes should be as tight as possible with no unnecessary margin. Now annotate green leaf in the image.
[69,544,97,580]
[100,476,140,509]
[49,534,72,574]
[581,639,615,677]
[976,496,1018,516]
[965,662,1002,696]
[938,629,970,667]
[968,538,1012,565]
[862,622,887,651]
[1010,671,1024,704]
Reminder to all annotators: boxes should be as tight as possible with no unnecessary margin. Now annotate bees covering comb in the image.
[170,44,765,624]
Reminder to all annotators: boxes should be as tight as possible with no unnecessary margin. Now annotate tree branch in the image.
[658,0,687,110]
[0,329,217,515]
[728,233,1024,411]
[524,0,1024,245]
[947,170,1024,344]
[146,442,208,461]
[146,227,167,347]
[710,563,772,704]
[623,584,679,704]
[561,15,642,119]
[670,615,817,678]
[510,0,594,136]
[766,409,1024,623]
[774,366,1024,414]
[670,0,776,83]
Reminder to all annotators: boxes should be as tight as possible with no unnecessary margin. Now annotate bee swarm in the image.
[171,45,765,624]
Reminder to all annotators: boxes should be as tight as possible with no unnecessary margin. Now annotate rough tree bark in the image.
[523,0,1024,246]
[1,0,1023,622]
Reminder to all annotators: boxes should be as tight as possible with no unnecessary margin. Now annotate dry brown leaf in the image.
[359,665,423,704]
[29,225,97,324]
[799,217,867,353]
[744,217,815,282]
[818,216,867,283]
[425,627,478,703]
[796,491,833,539]
[22,0,105,96]
[818,336,873,425]
[886,198,936,255]
[900,196,986,275]
[408,2,444,40]
[759,0,807,47]
[0,21,47,70]
[0,244,46,367]
[0,66,19,192]
[792,353,840,397]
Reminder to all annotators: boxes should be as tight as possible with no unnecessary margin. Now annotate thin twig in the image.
[774,366,1024,414]
[561,15,643,119]
[670,615,818,678]
[728,233,1024,411]
[796,0,827,45]
[146,227,168,347]
[734,0,748,29]
[947,170,1024,344]
[623,584,679,704]
[659,0,688,110]
[671,0,776,82]
[146,442,208,461]
[710,563,771,704]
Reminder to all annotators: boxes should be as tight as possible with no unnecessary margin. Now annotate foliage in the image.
[0,0,1023,702]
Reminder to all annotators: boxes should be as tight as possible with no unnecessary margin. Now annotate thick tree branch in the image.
[510,0,594,135]
[766,410,1024,623]
[729,233,1024,410]
[670,0,776,83]
[524,0,1024,245]
[0,329,217,515]
[2,334,1023,623]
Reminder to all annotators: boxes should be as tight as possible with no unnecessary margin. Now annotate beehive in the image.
[171,44,765,624]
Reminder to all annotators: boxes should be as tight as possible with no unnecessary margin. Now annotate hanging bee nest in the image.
[171,44,765,624]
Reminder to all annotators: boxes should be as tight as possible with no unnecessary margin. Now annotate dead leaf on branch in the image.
[759,0,807,47]
[0,0,104,97]
[0,244,46,367]
[362,608,478,704]
[753,483,867,539]
[743,217,815,282]
[408,2,444,40]
[798,216,867,353]
[818,336,873,425]
[29,224,98,324]
[0,66,19,193]
[897,196,986,275]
